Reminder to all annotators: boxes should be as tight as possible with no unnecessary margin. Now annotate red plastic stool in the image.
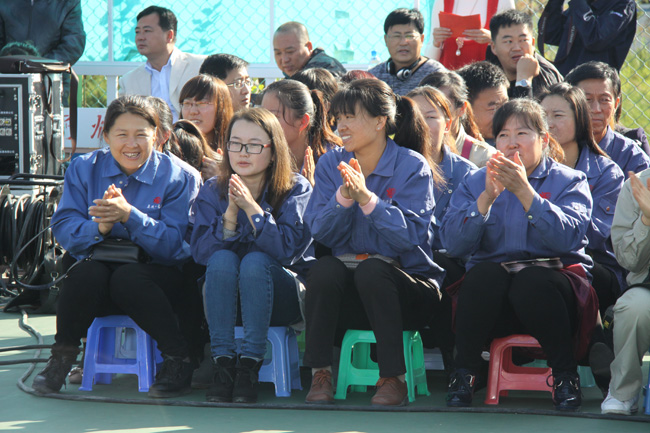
[484,334,552,405]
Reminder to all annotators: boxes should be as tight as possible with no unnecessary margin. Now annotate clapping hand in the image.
[88,184,133,235]
[337,158,372,205]
[301,147,315,186]
[629,171,650,226]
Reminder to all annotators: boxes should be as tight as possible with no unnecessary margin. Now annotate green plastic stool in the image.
[334,330,430,402]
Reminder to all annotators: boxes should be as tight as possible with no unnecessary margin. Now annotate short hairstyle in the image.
[274,21,310,44]
[137,6,178,40]
[291,68,338,104]
[219,108,296,212]
[538,82,607,158]
[564,61,621,99]
[199,54,249,80]
[340,70,378,83]
[103,95,158,137]
[179,74,233,151]
[493,98,564,162]
[489,9,533,40]
[383,8,424,34]
[0,41,40,57]
[457,61,509,103]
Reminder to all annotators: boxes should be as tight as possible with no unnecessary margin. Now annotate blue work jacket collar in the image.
[101,150,160,185]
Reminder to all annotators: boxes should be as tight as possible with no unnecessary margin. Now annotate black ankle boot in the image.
[206,356,236,402]
[148,355,193,398]
[232,356,263,403]
[551,370,581,411]
[32,348,79,394]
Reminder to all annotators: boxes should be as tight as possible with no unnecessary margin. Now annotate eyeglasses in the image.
[386,32,420,42]
[226,78,253,89]
[181,101,214,111]
[226,141,271,154]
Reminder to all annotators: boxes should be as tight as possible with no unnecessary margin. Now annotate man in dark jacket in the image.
[485,9,562,100]
[273,21,346,78]
[0,0,86,104]
[538,0,636,75]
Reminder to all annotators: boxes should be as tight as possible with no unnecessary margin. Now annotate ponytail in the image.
[307,89,341,163]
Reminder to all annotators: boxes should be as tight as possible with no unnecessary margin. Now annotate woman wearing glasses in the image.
[179,74,233,179]
[190,107,313,404]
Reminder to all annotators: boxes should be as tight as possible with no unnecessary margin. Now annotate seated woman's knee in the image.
[354,258,395,294]
[207,249,240,271]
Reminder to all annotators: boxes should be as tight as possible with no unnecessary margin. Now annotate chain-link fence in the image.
[78,0,650,133]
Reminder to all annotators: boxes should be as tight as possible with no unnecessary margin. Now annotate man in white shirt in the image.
[119,6,205,120]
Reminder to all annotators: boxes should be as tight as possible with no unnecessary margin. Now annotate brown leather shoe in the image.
[305,370,334,404]
[371,377,408,406]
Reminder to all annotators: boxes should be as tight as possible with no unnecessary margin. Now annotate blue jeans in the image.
[204,250,301,359]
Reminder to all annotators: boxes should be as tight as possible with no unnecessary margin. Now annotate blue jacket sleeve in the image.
[586,162,624,252]
[51,158,105,256]
[122,177,191,264]
[304,157,355,249]
[249,178,313,266]
[362,166,434,253]
[439,171,490,259]
[524,174,593,253]
[539,0,567,46]
[569,0,636,50]
[190,180,237,266]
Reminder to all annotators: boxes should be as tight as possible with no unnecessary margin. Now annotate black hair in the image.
[330,79,443,185]
[457,61,509,103]
[291,68,338,104]
[199,54,249,80]
[564,61,621,99]
[147,96,177,152]
[137,6,178,40]
[383,8,424,34]
[0,41,40,57]
[103,95,158,137]
[172,120,208,172]
[489,9,533,40]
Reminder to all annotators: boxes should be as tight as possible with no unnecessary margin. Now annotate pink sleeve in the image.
[360,193,378,215]
[336,187,355,208]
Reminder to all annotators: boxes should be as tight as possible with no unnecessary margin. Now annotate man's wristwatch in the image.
[515,79,531,88]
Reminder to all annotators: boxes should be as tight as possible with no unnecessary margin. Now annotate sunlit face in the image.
[135,13,172,59]
[541,95,577,148]
[490,24,535,77]
[496,115,548,174]
[261,91,306,162]
[180,96,217,136]
[335,104,385,155]
[575,78,619,141]
[384,23,424,69]
[471,86,509,139]
[224,67,251,111]
[412,95,449,155]
[228,120,273,180]
[104,112,156,175]
[273,31,312,77]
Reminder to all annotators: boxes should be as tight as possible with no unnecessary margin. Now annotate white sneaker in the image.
[601,391,639,415]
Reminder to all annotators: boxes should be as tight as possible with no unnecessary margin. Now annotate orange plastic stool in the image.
[484,334,552,405]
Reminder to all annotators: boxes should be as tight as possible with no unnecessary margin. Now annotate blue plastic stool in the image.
[80,315,159,392]
[334,330,430,402]
[234,326,302,397]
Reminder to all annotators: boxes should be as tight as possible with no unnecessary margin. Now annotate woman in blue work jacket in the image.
[441,99,597,411]
[540,83,625,312]
[32,95,197,398]
[190,108,312,404]
[302,79,446,407]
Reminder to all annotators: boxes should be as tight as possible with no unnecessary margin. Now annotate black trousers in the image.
[55,257,189,358]
[590,260,621,317]
[455,262,578,373]
[303,256,442,378]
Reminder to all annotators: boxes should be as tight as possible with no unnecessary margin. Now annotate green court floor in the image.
[1,311,648,433]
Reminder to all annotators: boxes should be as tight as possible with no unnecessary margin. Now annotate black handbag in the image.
[90,238,149,264]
